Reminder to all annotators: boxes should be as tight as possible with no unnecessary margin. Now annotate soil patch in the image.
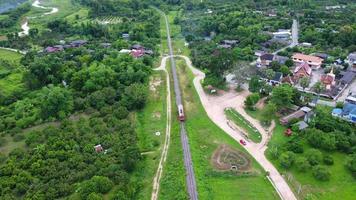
[149,76,162,93]
[211,144,252,172]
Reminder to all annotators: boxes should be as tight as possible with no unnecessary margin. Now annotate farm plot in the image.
[94,16,122,25]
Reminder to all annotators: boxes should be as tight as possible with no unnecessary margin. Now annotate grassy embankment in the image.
[246,107,356,200]
[225,108,262,143]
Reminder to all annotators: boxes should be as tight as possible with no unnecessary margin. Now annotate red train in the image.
[178,104,185,121]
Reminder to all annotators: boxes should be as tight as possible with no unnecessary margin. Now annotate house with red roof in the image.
[320,67,336,90]
[131,49,145,58]
[292,53,324,69]
[293,62,312,78]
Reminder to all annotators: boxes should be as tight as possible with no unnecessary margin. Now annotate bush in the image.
[312,165,331,181]
[306,149,323,166]
[244,93,260,110]
[279,151,295,169]
[87,193,103,200]
[323,155,334,165]
[285,139,304,153]
[346,154,356,178]
[295,157,310,172]
[79,176,114,198]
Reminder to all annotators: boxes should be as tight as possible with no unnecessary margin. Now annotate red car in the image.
[240,139,247,146]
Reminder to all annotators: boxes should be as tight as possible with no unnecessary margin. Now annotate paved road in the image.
[158,9,199,200]
[151,57,172,200]
[177,55,297,200]
[273,19,298,54]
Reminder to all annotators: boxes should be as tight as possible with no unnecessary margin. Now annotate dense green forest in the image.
[0,0,162,199]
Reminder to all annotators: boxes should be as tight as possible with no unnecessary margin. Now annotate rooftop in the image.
[292,53,324,63]
[260,53,274,61]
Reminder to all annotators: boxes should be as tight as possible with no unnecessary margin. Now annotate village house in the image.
[320,67,336,90]
[269,72,283,85]
[292,53,324,69]
[218,39,239,49]
[332,103,356,123]
[256,51,289,68]
[45,45,63,53]
[293,62,312,78]
[280,106,313,125]
[347,52,356,72]
[257,53,274,67]
[70,40,87,47]
[122,33,130,40]
[272,29,291,40]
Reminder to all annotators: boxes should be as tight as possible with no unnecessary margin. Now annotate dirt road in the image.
[176,55,297,200]
[151,57,172,200]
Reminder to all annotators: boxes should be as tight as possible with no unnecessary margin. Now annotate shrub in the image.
[312,165,331,181]
[306,149,322,166]
[285,139,304,153]
[295,157,310,172]
[244,93,260,110]
[323,155,334,165]
[346,154,356,178]
[279,151,295,169]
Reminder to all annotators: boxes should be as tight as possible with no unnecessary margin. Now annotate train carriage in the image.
[178,104,185,121]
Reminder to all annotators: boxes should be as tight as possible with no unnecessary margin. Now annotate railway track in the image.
[160,9,199,200]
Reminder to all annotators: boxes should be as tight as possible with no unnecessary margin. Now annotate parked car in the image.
[240,139,247,146]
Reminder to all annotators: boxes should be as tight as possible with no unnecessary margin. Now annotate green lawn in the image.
[0,49,22,62]
[170,58,279,200]
[225,108,262,143]
[246,108,356,200]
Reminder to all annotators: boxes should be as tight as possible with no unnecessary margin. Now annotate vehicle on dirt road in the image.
[240,139,247,146]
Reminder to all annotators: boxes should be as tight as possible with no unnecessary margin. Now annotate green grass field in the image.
[0,49,22,62]
[246,108,356,200]
[225,108,262,143]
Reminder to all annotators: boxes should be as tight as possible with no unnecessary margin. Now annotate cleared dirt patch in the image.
[211,144,251,172]
[149,76,162,93]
